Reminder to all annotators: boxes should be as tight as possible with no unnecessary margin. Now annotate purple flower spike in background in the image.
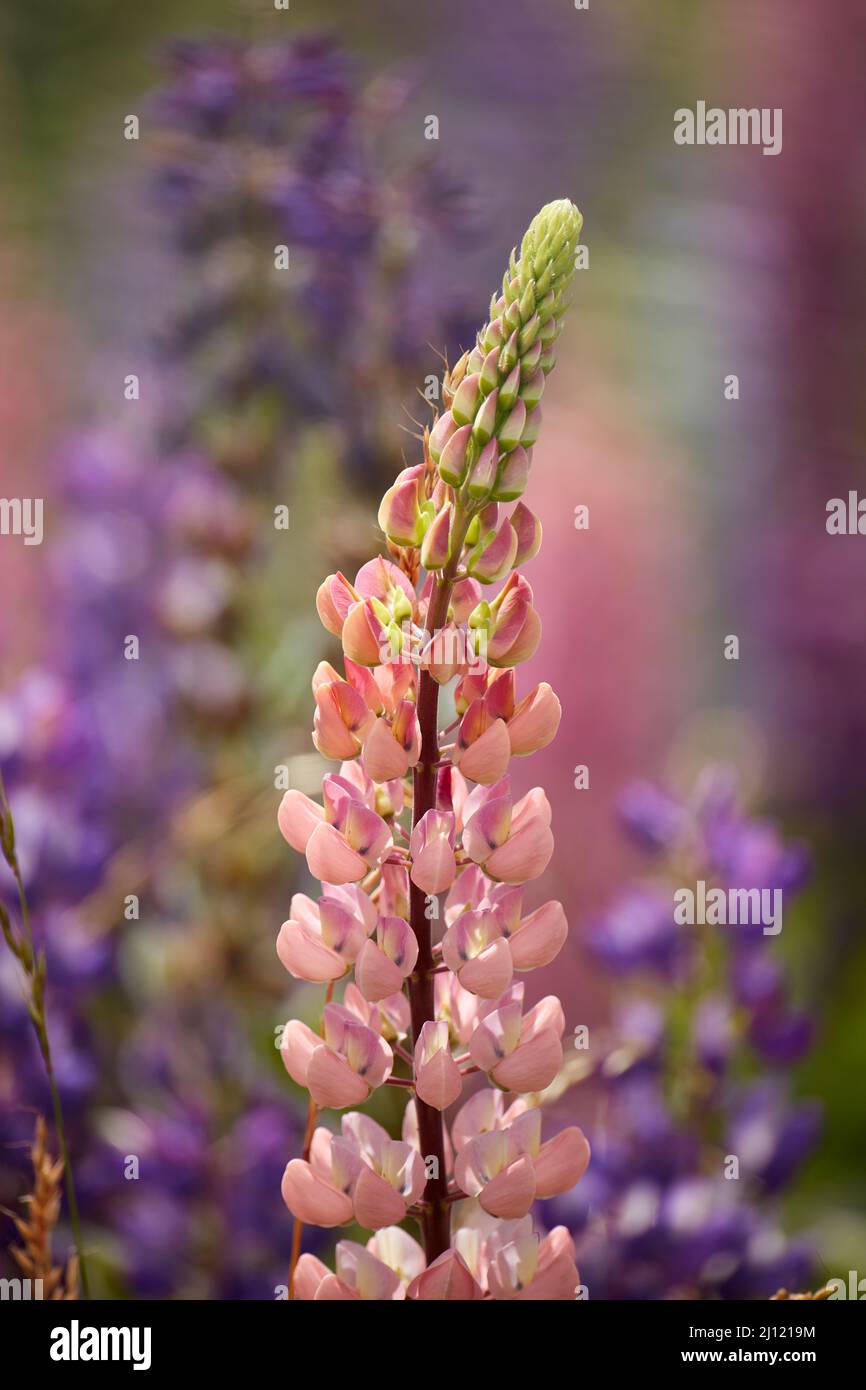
[1,31,477,1298]
[543,769,820,1300]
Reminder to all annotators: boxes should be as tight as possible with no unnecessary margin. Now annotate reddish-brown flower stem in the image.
[408,512,470,1264]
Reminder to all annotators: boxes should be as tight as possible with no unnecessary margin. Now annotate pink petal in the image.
[468,1003,523,1073]
[469,516,518,582]
[366,1227,426,1284]
[415,1050,463,1110]
[458,718,512,785]
[354,556,415,605]
[457,938,514,999]
[378,863,410,919]
[510,502,542,566]
[354,939,404,1002]
[306,822,367,884]
[444,864,488,920]
[362,717,411,782]
[317,898,368,961]
[352,1166,408,1231]
[378,474,424,546]
[524,994,566,1040]
[279,1019,319,1087]
[322,772,363,826]
[378,916,418,974]
[407,1251,484,1301]
[534,1127,591,1198]
[276,920,346,983]
[364,1035,395,1091]
[323,883,378,936]
[485,822,554,884]
[410,835,457,896]
[414,1023,463,1111]
[338,1242,404,1301]
[490,602,542,668]
[342,802,392,865]
[281,1160,354,1227]
[278,790,324,852]
[289,893,323,931]
[493,1029,563,1093]
[486,669,515,712]
[342,600,388,667]
[509,900,568,971]
[314,709,362,761]
[315,572,358,637]
[479,1154,537,1219]
[293,1253,331,1300]
[306,1045,371,1108]
[463,794,513,864]
[314,1274,361,1301]
[516,1227,579,1301]
[345,657,385,714]
[512,786,552,832]
[507,682,561,755]
[410,810,457,895]
[451,1089,506,1151]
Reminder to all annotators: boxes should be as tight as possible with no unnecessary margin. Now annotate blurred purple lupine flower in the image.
[2,32,474,1296]
[544,770,819,1299]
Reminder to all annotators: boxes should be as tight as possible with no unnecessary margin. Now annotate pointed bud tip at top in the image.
[525,198,583,248]
[535,197,582,229]
[519,199,583,293]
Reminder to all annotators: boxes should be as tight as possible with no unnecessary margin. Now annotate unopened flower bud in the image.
[472,389,499,446]
[518,281,536,320]
[486,573,541,667]
[467,439,499,499]
[466,346,485,373]
[420,504,452,570]
[518,313,541,354]
[378,466,425,546]
[443,351,470,407]
[485,668,516,721]
[498,329,520,378]
[519,370,545,408]
[483,318,505,351]
[521,405,542,448]
[504,299,521,332]
[466,518,518,584]
[451,372,483,426]
[522,339,543,373]
[316,571,360,636]
[480,346,501,394]
[438,423,472,487]
[511,502,543,566]
[498,399,526,453]
[498,363,521,413]
[428,411,459,465]
[492,446,530,502]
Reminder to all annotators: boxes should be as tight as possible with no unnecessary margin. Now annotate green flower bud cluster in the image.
[428,198,582,508]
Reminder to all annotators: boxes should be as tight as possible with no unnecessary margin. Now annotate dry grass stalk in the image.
[770,1285,833,1301]
[9,1116,79,1300]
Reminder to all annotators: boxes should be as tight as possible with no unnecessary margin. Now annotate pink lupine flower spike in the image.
[277,200,590,1300]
